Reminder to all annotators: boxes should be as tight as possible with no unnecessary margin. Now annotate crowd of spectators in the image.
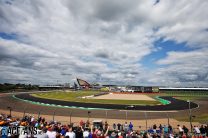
[0,113,208,138]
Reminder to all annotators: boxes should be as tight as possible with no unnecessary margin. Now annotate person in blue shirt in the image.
[1,126,8,138]
[60,127,66,136]
[129,122,133,131]
[164,125,169,134]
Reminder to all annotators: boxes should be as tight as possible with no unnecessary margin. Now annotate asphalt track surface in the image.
[15,93,198,111]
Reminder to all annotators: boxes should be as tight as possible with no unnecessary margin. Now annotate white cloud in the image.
[0,0,207,86]
[146,48,208,86]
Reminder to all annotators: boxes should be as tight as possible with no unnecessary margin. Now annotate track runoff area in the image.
[14,90,198,111]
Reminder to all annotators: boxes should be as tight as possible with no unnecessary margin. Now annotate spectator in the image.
[199,125,206,136]
[143,132,149,138]
[19,123,29,138]
[42,117,45,123]
[124,122,128,132]
[193,126,200,136]
[60,126,67,136]
[110,131,117,138]
[83,128,90,138]
[117,123,121,131]
[164,125,168,134]
[91,125,109,138]
[75,127,83,138]
[31,116,35,122]
[65,125,76,138]
[80,120,84,128]
[205,125,208,137]
[118,131,123,138]
[85,120,90,128]
[1,112,208,138]
[182,125,189,135]
[168,125,173,133]
[159,124,163,133]
[38,116,42,123]
[104,121,108,131]
[46,127,57,138]
[34,127,49,138]
[152,124,157,133]
[129,122,133,131]
[177,125,184,136]
[113,123,116,130]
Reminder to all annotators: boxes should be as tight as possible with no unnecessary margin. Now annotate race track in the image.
[15,93,198,111]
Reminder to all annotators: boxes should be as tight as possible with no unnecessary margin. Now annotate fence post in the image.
[7,106,12,117]
[105,110,108,121]
[125,110,128,121]
[188,100,193,133]
[52,109,56,122]
[69,110,72,125]
[144,112,147,131]
[38,110,41,119]
[22,105,28,118]
[166,112,170,126]
[87,111,91,121]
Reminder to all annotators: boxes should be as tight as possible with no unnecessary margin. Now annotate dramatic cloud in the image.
[0,0,207,86]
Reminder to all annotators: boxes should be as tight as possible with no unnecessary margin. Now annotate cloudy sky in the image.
[0,0,208,86]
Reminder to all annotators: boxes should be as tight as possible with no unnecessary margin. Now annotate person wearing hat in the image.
[46,126,57,138]
[110,131,117,138]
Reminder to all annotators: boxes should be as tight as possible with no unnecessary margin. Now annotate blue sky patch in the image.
[140,39,195,69]
[0,32,17,40]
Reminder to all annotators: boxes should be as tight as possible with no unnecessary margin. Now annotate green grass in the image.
[156,91,208,101]
[159,91,208,123]
[31,91,161,105]
[161,91,208,96]
[31,90,208,105]
[173,96,208,101]
[174,113,208,124]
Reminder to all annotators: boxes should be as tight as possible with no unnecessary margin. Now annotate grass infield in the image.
[31,91,161,105]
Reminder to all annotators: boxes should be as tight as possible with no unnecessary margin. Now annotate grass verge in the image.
[174,113,208,124]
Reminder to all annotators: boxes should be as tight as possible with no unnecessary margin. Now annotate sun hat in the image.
[111,131,117,137]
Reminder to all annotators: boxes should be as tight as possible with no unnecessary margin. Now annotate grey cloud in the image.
[0,0,207,86]
[91,0,138,21]
[94,51,109,59]
[63,0,139,22]
[149,48,208,86]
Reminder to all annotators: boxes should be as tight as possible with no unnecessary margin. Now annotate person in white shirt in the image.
[31,116,35,122]
[19,125,28,138]
[177,125,184,136]
[83,129,90,138]
[194,126,201,135]
[34,128,49,138]
[46,127,56,138]
[124,122,128,132]
[65,125,76,138]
